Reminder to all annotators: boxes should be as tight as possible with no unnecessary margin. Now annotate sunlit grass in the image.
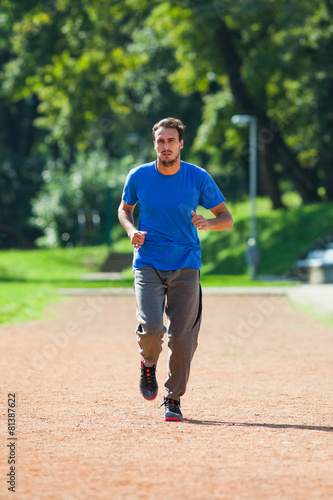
[0,283,61,325]
[0,245,110,283]
[0,246,109,325]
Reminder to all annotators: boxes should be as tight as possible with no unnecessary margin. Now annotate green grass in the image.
[0,245,110,283]
[199,275,292,287]
[1,197,333,324]
[0,246,109,325]
[0,283,59,325]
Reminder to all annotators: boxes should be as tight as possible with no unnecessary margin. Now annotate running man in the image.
[118,117,233,421]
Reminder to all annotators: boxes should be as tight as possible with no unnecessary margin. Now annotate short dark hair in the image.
[152,117,185,141]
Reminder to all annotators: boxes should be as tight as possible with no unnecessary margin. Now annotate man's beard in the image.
[159,150,180,167]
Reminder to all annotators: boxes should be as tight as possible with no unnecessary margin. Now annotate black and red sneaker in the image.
[161,397,183,421]
[139,359,158,400]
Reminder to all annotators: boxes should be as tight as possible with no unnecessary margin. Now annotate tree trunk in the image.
[258,131,285,209]
[216,22,321,204]
[320,154,333,200]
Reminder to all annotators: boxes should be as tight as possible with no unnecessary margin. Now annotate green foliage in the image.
[137,0,333,200]
[31,149,131,246]
[1,0,333,251]
[1,0,149,148]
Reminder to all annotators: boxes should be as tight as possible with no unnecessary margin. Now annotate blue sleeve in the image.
[122,172,138,206]
[199,171,225,210]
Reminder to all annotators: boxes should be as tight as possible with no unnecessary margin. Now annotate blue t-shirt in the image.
[122,160,225,270]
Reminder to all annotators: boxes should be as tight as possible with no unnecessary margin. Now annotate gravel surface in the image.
[1,294,332,500]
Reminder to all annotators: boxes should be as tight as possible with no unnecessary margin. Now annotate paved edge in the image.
[57,286,287,296]
[57,285,333,316]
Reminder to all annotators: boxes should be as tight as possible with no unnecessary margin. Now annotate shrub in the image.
[31,149,133,247]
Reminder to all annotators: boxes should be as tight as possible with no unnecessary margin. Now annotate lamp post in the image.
[231,114,258,279]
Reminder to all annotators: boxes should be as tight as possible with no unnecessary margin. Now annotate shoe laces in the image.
[160,397,180,411]
[141,362,157,390]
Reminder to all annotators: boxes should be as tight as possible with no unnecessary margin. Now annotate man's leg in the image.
[164,268,202,401]
[134,267,167,367]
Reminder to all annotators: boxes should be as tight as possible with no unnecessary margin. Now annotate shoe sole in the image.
[142,393,158,401]
[165,415,183,422]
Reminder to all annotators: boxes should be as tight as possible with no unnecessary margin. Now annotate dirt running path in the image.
[1,293,333,500]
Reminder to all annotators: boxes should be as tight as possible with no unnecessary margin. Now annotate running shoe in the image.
[161,397,183,421]
[139,359,158,400]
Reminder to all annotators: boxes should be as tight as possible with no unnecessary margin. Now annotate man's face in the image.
[154,127,183,167]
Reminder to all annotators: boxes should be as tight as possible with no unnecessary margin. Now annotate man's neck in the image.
[156,158,181,176]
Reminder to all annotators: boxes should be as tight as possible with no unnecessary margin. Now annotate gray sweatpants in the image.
[134,267,202,400]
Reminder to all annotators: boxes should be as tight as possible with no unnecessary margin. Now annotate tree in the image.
[0,0,205,246]
[135,0,333,205]
[2,0,333,252]
[2,0,145,148]
[0,0,47,247]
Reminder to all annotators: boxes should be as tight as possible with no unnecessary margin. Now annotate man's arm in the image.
[118,200,147,248]
[191,202,234,231]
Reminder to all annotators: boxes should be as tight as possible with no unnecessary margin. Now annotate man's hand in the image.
[118,200,147,248]
[130,230,147,248]
[191,211,210,231]
[191,204,233,232]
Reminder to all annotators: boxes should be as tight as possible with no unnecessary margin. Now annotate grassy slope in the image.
[199,199,333,275]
